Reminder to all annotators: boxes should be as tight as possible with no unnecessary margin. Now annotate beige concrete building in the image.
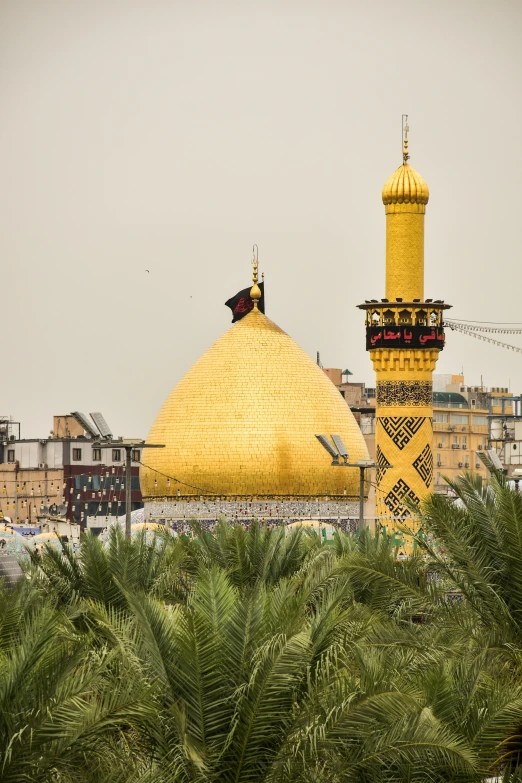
[0,462,64,524]
[0,415,144,526]
[322,368,519,498]
[432,392,489,492]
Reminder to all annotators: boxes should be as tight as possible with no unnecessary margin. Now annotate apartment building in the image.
[0,415,143,528]
[323,368,518,494]
[432,392,489,491]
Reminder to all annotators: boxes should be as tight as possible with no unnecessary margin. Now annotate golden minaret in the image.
[359,118,450,524]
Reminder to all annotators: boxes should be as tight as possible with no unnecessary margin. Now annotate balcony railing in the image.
[433,402,470,409]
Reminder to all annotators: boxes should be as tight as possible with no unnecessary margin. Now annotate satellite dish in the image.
[89,412,113,440]
[315,434,340,461]
[71,412,98,439]
[40,505,49,515]
[331,434,349,459]
[57,504,67,516]
[476,449,505,474]
[486,448,504,471]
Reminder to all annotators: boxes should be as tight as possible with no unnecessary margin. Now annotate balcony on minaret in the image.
[358,299,450,351]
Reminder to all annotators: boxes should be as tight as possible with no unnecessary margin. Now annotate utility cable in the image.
[444,321,522,354]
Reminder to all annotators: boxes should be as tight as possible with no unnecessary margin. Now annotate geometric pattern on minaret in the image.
[359,122,451,523]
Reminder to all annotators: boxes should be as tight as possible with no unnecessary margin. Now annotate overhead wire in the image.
[138,460,218,495]
[444,321,522,354]
[444,320,522,335]
[445,318,522,325]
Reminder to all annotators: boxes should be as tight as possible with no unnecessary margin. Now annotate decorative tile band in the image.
[383,478,420,518]
[376,445,391,485]
[144,498,360,522]
[376,380,432,407]
[379,415,432,450]
[413,443,433,488]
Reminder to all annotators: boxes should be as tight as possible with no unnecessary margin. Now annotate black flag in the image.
[225,281,265,323]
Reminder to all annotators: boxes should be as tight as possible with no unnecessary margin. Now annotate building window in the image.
[112,449,121,462]
[433,412,449,423]
[473,415,488,426]
[73,448,82,461]
[7,449,15,463]
[452,435,458,445]
[92,448,102,461]
[451,414,469,425]
[132,449,141,462]
[462,436,467,449]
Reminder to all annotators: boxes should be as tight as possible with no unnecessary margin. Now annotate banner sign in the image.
[366,325,445,350]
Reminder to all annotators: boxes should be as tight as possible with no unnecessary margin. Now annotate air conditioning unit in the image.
[475,463,481,468]
[462,427,467,431]
[478,445,483,450]
[437,462,443,468]
[38,463,48,469]
[452,444,460,449]
[438,443,444,448]
[458,462,463,468]
[464,463,470,469]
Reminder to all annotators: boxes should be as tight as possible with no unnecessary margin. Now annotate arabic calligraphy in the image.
[366,325,445,351]
[233,297,253,315]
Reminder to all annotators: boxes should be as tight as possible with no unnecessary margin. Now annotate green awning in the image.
[432,392,469,406]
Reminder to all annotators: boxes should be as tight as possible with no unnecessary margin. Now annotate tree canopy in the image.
[3,474,522,782]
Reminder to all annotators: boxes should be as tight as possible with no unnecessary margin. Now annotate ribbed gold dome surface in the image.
[382,163,429,206]
[141,309,369,499]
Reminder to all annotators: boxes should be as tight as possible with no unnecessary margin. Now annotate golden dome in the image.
[382,163,429,208]
[141,309,369,499]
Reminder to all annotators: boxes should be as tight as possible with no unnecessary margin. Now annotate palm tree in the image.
[10,515,522,782]
[181,519,321,588]
[110,531,484,782]
[34,526,189,610]
[0,577,153,783]
[420,472,522,646]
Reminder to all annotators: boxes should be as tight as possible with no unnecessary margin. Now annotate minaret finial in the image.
[402,114,410,165]
[250,244,261,310]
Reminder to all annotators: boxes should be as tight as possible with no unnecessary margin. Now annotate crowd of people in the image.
[162,518,357,535]
[144,498,359,518]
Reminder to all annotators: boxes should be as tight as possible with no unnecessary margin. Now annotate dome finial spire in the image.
[250,244,261,310]
[402,114,410,165]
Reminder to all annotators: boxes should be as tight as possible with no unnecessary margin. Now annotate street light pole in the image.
[125,445,132,540]
[340,459,375,532]
[315,435,382,533]
[358,465,365,530]
[91,439,165,540]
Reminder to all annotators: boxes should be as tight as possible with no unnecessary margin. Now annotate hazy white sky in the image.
[1,0,521,439]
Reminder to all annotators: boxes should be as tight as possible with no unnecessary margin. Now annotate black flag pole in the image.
[225,281,265,323]
[225,246,266,323]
